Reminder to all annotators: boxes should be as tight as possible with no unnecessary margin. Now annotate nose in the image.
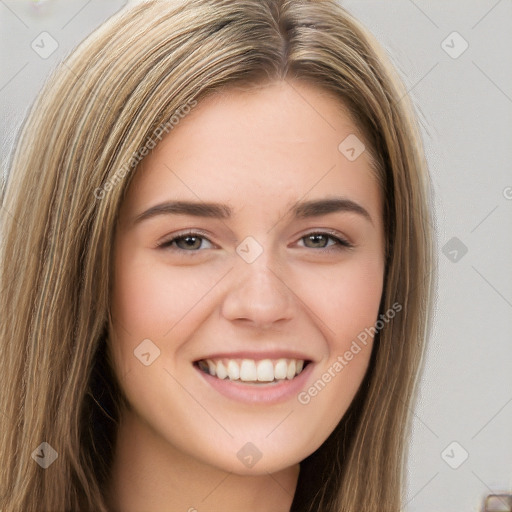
[220,253,294,329]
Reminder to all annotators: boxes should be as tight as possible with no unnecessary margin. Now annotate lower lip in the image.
[194,362,314,404]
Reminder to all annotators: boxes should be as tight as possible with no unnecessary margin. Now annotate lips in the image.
[196,357,309,383]
[194,355,314,404]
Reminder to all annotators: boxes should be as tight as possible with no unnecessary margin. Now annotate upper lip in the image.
[194,350,314,362]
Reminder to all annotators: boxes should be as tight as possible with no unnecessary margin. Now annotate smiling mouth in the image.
[195,357,311,384]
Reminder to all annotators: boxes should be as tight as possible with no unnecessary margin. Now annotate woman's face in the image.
[110,80,385,475]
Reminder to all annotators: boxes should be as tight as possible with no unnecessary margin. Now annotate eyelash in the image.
[156,230,354,254]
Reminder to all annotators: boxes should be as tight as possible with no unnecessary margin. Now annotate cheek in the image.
[109,243,229,377]
[111,246,215,337]
[297,255,384,351]
[109,244,180,378]
[292,259,382,449]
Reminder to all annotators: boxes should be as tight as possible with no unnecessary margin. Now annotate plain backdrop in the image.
[1,1,511,511]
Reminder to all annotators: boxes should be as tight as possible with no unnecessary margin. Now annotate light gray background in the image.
[1,1,511,511]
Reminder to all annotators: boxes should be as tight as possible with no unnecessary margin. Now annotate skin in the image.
[106,79,385,512]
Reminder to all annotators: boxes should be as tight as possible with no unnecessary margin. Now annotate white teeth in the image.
[199,357,307,382]
[240,359,257,381]
[256,359,274,382]
[274,359,288,380]
[286,360,296,380]
[216,361,227,380]
[227,360,239,380]
[207,360,216,376]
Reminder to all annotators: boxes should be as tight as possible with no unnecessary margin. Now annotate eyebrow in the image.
[131,197,373,226]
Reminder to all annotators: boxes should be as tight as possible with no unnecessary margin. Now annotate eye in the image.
[157,231,214,252]
[298,232,353,251]
[156,230,353,254]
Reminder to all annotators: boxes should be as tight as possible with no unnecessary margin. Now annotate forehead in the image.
[118,80,382,225]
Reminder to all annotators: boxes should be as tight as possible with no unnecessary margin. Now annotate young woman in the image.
[0,0,436,511]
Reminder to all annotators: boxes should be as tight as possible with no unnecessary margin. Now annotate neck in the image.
[105,408,300,512]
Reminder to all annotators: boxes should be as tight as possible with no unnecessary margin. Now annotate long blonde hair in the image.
[0,1,435,510]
